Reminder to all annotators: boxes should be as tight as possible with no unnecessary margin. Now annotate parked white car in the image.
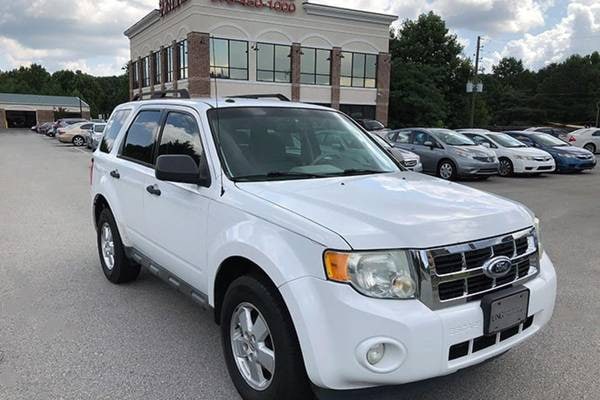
[91,97,556,399]
[462,131,556,176]
[567,128,600,154]
[86,123,107,150]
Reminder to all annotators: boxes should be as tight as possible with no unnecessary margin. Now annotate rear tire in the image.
[221,275,314,400]
[437,160,457,180]
[96,208,140,283]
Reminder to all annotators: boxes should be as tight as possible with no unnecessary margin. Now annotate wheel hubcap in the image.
[230,303,275,391]
[440,163,453,179]
[100,223,115,270]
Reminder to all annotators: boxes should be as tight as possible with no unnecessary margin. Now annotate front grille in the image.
[402,160,418,167]
[448,315,535,361]
[478,168,498,173]
[418,228,540,309]
[537,166,553,171]
[474,156,494,163]
[577,155,593,160]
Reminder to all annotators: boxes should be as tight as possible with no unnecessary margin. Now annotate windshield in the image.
[533,133,569,147]
[208,107,399,181]
[490,133,527,148]
[94,125,106,132]
[430,129,476,146]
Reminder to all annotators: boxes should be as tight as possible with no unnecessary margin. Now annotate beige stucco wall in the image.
[128,0,394,105]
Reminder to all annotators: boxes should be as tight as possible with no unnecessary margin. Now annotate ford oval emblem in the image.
[483,256,512,279]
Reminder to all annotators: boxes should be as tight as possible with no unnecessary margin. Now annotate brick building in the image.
[0,93,91,129]
[124,0,396,124]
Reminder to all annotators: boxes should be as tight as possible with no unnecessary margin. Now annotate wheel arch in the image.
[93,193,112,228]
[213,256,282,325]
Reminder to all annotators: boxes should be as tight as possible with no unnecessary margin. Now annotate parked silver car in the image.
[367,132,423,172]
[387,128,499,180]
[86,123,107,150]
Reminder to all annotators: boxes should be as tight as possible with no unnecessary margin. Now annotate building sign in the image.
[160,0,189,16]
[211,0,296,14]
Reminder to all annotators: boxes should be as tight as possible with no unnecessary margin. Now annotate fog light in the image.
[366,343,385,365]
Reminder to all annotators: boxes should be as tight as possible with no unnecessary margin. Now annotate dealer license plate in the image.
[481,287,530,335]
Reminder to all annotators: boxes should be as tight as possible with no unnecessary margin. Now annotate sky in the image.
[0,0,598,76]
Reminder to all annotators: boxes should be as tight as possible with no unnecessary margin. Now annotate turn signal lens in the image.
[324,251,350,282]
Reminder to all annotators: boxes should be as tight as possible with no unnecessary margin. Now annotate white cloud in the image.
[490,0,600,69]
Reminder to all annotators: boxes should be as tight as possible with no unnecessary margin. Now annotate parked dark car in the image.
[356,119,388,133]
[48,118,88,137]
[526,127,569,141]
[37,122,53,134]
[505,131,596,172]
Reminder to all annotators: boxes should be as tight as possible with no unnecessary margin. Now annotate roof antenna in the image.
[210,35,225,197]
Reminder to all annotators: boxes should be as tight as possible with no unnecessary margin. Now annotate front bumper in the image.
[557,158,597,171]
[457,160,499,177]
[281,252,556,390]
[513,159,556,174]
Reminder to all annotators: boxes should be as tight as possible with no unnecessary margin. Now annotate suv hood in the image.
[237,172,533,249]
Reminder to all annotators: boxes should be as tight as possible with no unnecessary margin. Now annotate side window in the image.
[472,134,495,148]
[121,110,162,166]
[100,109,131,153]
[414,131,433,146]
[81,123,93,130]
[393,131,411,144]
[593,130,600,137]
[157,112,205,167]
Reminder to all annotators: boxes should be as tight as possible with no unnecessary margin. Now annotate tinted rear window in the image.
[120,110,162,166]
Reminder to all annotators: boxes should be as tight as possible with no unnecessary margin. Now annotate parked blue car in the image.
[504,131,597,172]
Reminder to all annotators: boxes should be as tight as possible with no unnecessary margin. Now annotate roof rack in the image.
[226,94,290,102]
[132,89,190,101]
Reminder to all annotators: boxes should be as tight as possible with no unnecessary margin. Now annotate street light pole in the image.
[469,36,482,128]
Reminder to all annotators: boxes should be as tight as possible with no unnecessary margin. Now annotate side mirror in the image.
[481,142,491,148]
[423,141,436,149]
[155,154,210,186]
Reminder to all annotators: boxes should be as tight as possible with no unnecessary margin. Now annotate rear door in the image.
[115,108,163,247]
[142,108,212,293]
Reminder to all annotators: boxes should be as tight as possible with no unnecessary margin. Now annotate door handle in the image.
[110,170,120,179]
[146,184,161,196]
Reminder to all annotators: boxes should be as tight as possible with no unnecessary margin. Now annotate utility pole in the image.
[469,36,482,128]
[596,101,599,127]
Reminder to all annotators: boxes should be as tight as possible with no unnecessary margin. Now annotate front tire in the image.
[221,275,314,400]
[437,160,457,180]
[584,143,596,153]
[498,158,514,177]
[73,135,85,146]
[96,208,140,283]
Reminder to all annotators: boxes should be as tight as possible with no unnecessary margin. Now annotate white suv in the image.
[90,97,557,399]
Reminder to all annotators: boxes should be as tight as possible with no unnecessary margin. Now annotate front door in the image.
[143,109,211,294]
[409,130,443,173]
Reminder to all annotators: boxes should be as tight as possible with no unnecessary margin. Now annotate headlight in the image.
[534,217,543,258]
[561,153,577,158]
[324,250,418,299]
[516,155,535,161]
[454,148,475,159]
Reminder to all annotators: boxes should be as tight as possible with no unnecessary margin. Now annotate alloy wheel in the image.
[499,159,513,176]
[100,222,115,271]
[230,302,275,391]
[73,137,84,146]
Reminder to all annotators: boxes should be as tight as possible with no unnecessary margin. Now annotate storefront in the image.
[125,0,396,124]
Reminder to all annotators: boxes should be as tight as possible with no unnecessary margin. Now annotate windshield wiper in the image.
[330,169,387,176]
[233,171,326,182]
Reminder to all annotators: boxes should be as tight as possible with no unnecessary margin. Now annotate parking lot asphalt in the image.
[1,129,598,400]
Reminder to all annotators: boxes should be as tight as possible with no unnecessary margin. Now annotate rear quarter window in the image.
[99,109,132,153]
